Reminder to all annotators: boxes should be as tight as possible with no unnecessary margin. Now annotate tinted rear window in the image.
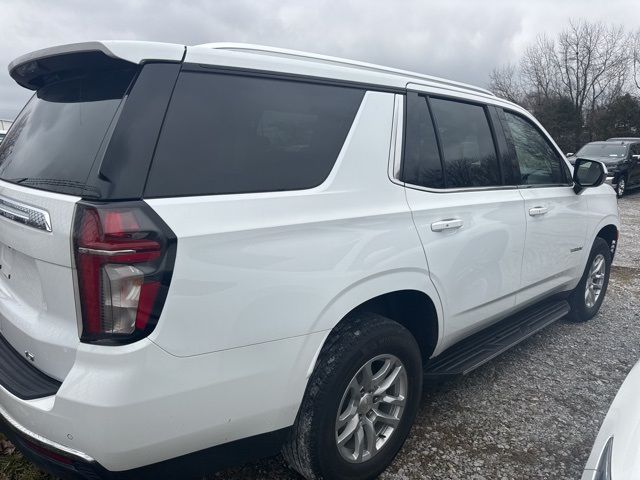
[0,69,136,196]
[402,93,444,188]
[430,98,501,188]
[144,72,364,197]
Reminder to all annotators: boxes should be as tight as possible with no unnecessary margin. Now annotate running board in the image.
[424,300,570,379]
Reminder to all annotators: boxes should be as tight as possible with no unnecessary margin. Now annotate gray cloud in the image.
[0,0,637,119]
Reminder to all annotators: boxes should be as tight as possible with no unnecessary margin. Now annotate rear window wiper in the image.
[5,177,99,196]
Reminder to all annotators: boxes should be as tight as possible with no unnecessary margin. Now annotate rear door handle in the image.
[529,206,548,217]
[431,219,464,232]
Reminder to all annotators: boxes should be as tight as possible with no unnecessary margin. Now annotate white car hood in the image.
[583,361,640,479]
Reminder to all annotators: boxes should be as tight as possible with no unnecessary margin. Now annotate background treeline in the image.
[489,20,640,153]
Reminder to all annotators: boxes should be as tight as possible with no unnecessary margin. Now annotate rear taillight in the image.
[73,201,176,344]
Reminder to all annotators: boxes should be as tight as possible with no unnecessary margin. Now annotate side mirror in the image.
[565,152,574,158]
[573,158,606,194]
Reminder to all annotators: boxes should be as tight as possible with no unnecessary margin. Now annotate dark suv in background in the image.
[568,139,640,197]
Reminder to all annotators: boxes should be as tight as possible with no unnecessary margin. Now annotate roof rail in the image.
[196,43,495,97]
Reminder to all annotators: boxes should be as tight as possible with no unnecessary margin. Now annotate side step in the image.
[424,300,570,379]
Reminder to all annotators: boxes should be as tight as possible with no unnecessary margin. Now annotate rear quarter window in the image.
[144,71,365,197]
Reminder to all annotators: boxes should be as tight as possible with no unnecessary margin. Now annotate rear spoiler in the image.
[9,41,185,90]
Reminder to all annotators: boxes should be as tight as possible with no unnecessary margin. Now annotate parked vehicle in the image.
[567,139,640,197]
[0,42,619,480]
[582,360,640,479]
[0,120,12,144]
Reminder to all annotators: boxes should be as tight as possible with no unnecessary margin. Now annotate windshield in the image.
[0,68,136,196]
[576,143,627,158]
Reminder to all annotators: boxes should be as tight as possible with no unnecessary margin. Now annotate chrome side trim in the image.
[393,94,404,180]
[401,181,574,194]
[0,196,52,232]
[387,94,403,184]
[77,247,136,256]
[0,402,95,463]
[403,182,520,193]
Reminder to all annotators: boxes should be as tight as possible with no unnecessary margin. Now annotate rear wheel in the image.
[282,313,423,480]
[567,237,611,322]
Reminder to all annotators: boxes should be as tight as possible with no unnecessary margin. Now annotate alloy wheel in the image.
[335,354,408,463]
[585,253,606,308]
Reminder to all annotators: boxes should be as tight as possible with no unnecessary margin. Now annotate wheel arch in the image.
[347,290,439,361]
[309,270,443,369]
[596,223,619,258]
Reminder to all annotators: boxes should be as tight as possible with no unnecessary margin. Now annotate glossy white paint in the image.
[582,360,640,480]
[405,187,526,347]
[516,186,588,304]
[0,41,621,473]
[0,332,329,470]
[146,91,437,356]
[0,180,80,380]
[8,41,185,75]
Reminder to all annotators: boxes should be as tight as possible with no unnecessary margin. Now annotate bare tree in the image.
[489,20,634,150]
[555,21,629,116]
[489,63,523,103]
[520,34,560,103]
[495,21,631,115]
[633,29,640,90]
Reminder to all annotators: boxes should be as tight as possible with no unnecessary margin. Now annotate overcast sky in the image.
[0,0,637,119]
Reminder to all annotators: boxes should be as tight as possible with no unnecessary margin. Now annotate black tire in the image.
[617,175,627,198]
[567,237,612,322]
[282,313,423,480]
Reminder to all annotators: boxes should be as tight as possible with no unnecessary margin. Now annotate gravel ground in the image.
[2,192,639,480]
[213,191,640,480]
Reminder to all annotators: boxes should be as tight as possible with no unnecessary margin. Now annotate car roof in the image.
[8,41,520,106]
[606,137,640,142]
[583,141,620,146]
[195,43,495,96]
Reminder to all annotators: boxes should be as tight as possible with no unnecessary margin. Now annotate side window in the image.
[429,98,501,188]
[503,111,565,185]
[402,93,443,188]
[145,72,364,197]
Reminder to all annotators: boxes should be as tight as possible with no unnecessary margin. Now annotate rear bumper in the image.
[0,332,325,476]
[0,407,100,480]
[0,333,61,400]
[0,406,288,480]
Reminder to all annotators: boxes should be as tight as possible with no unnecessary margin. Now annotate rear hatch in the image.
[0,55,140,380]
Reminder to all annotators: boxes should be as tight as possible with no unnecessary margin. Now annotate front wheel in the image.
[616,176,627,197]
[282,313,423,480]
[567,237,612,322]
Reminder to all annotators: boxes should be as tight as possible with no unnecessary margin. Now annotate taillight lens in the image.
[73,201,176,344]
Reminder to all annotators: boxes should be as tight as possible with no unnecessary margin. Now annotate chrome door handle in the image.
[431,219,463,232]
[529,206,548,216]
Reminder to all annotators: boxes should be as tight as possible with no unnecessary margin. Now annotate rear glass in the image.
[0,69,135,196]
[577,143,627,158]
[145,72,365,197]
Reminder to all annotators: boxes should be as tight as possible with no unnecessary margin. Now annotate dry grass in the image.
[0,434,50,480]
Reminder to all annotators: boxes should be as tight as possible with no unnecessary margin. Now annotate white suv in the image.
[0,42,619,480]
